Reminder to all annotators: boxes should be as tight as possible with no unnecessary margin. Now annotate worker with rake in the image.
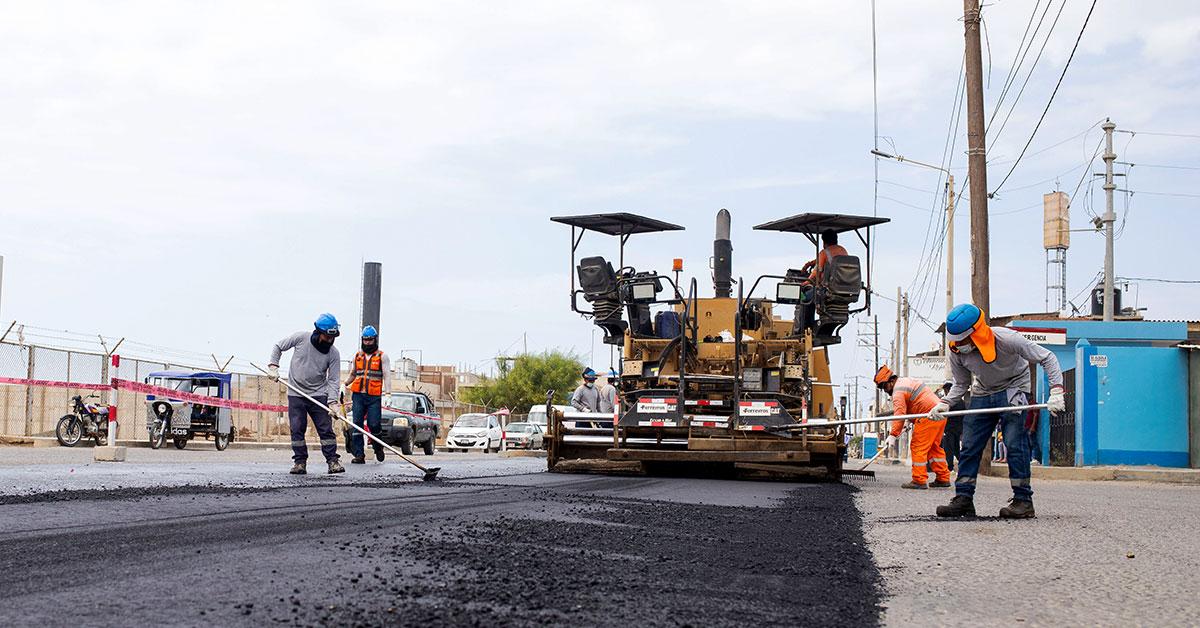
[875,364,952,490]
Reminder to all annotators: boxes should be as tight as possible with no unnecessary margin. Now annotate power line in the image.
[990,0,1099,197]
[1117,162,1200,171]
[987,0,1067,148]
[986,0,1044,131]
[1116,130,1200,139]
[1117,276,1200,285]
[1117,189,1200,199]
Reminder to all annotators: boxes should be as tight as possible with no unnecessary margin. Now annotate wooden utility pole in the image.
[963,0,990,314]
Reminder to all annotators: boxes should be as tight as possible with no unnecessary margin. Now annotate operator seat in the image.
[813,255,862,343]
[577,256,628,345]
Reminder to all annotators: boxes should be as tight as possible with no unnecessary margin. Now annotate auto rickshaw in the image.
[144,371,236,450]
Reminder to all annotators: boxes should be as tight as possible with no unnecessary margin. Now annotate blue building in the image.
[1004,318,1195,468]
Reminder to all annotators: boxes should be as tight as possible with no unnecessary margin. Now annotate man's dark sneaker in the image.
[936,495,976,517]
[289,463,306,475]
[375,449,385,463]
[929,480,953,488]
[901,481,928,490]
[999,498,1036,519]
[328,459,346,474]
[350,456,366,464]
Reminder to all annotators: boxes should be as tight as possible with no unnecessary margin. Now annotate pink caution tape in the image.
[114,379,287,412]
[0,376,109,391]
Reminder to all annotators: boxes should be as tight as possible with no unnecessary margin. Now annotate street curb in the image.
[985,463,1200,485]
[501,449,547,458]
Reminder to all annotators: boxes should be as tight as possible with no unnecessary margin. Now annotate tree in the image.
[460,350,584,413]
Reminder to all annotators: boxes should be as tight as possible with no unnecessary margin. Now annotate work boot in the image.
[350,456,366,464]
[936,495,976,518]
[999,498,1036,519]
[901,481,928,490]
[328,459,346,474]
[929,479,953,488]
[375,448,385,463]
[289,462,306,475]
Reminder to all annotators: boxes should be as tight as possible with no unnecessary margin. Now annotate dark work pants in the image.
[942,418,963,472]
[288,395,339,463]
[350,392,383,458]
[955,391,1033,501]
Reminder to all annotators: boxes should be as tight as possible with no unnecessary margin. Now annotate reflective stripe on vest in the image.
[350,351,385,396]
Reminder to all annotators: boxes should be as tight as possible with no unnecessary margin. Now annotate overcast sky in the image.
[1,1,1197,394]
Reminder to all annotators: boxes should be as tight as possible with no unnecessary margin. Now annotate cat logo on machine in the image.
[738,400,780,417]
[636,397,678,414]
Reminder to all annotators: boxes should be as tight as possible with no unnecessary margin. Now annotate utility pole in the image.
[944,174,955,378]
[894,287,902,372]
[1101,119,1117,321]
[901,292,910,376]
[963,0,990,314]
[873,315,880,419]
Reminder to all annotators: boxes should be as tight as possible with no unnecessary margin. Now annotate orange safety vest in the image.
[350,351,386,396]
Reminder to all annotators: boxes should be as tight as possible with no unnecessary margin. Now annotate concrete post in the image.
[94,353,126,462]
[23,346,34,436]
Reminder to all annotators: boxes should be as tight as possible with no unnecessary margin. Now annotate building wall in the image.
[1010,320,1190,468]
[1190,349,1199,469]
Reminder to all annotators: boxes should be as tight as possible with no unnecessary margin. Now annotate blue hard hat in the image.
[362,325,378,338]
[607,369,619,378]
[582,367,597,379]
[946,303,983,341]
[314,313,340,336]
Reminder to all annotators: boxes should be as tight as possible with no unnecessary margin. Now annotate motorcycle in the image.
[55,394,113,447]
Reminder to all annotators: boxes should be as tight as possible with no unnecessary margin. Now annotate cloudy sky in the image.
[1,1,1197,394]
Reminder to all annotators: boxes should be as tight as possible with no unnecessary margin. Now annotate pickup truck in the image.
[343,392,440,455]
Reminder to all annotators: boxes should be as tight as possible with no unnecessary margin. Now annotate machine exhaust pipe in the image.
[713,209,733,298]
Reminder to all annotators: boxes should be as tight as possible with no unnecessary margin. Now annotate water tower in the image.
[1043,191,1069,312]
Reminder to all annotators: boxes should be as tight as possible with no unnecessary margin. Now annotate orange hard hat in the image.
[873,365,894,386]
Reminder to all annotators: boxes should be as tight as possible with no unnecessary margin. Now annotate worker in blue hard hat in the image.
[268,313,345,475]
[599,368,620,414]
[935,303,1065,519]
[343,325,392,464]
[570,367,601,412]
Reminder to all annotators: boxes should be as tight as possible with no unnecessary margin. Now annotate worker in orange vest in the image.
[875,365,951,489]
[344,325,391,464]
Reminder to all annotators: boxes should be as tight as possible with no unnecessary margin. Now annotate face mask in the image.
[311,331,334,354]
[585,382,595,388]
[362,341,378,353]
[955,342,975,355]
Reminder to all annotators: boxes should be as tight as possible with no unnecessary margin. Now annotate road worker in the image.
[599,369,619,414]
[268,313,345,475]
[570,367,601,412]
[344,325,391,464]
[935,304,1065,519]
[875,365,951,489]
[800,229,849,283]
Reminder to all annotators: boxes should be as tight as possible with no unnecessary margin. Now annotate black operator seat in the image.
[815,254,862,342]
[577,256,628,345]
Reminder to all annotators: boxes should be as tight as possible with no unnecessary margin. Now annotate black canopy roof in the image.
[550,213,685,236]
[753,213,891,235]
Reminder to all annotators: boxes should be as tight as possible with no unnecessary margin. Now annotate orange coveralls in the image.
[889,377,951,484]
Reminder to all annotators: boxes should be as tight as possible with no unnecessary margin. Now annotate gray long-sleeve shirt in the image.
[570,384,601,412]
[269,331,341,403]
[945,326,1063,406]
[599,383,618,414]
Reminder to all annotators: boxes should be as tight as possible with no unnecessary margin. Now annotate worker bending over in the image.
[935,304,1065,519]
[344,325,391,464]
[875,365,951,489]
[570,368,601,412]
[268,313,345,475]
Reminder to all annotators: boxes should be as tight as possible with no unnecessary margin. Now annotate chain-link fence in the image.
[0,341,291,442]
[0,337,504,444]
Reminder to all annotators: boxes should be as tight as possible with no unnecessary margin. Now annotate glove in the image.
[883,434,898,450]
[267,365,280,381]
[1047,386,1066,413]
[929,401,950,421]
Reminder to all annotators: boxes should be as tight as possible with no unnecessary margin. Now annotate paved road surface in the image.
[0,451,880,627]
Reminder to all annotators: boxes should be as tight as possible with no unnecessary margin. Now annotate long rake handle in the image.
[251,362,434,475]
[777,403,1050,431]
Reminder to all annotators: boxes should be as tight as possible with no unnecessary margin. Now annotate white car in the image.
[445,413,503,453]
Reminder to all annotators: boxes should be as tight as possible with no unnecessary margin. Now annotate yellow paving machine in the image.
[546,210,888,479]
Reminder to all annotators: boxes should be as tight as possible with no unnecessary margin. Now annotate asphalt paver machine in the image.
[546,210,888,479]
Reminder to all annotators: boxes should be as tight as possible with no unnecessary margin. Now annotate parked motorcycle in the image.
[55,394,113,447]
